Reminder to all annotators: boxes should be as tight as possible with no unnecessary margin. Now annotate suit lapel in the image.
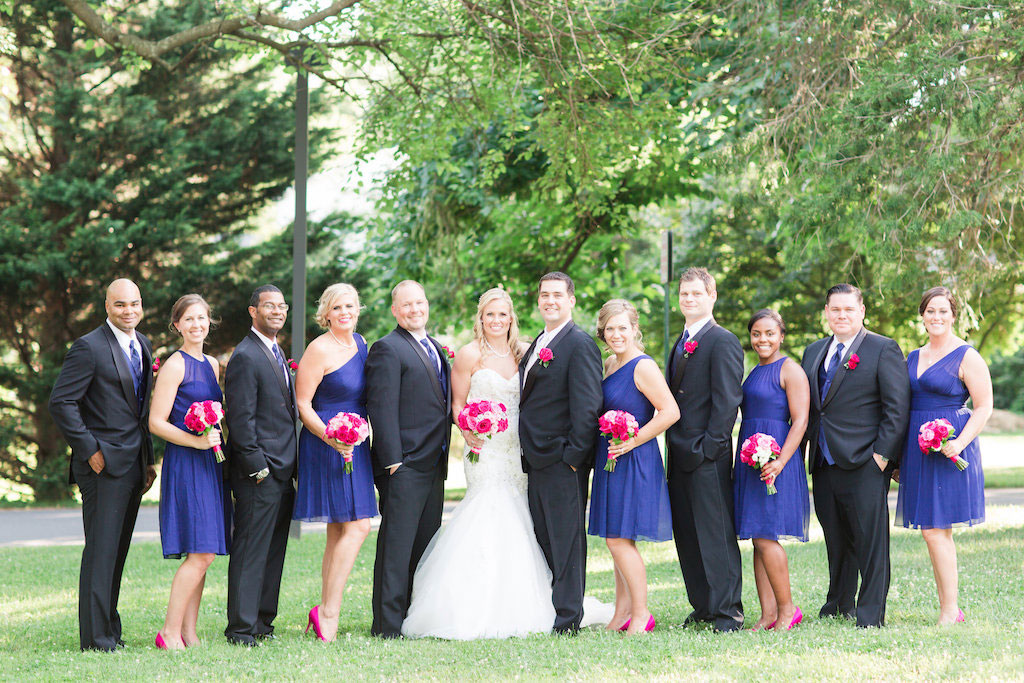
[521,321,575,402]
[138,336,153,414]
[397,328,445,404]
[519,334,540,391]
[102,325,140,415]
[808,338,830,410]
[822,327,868,408]
[428,335,452,408]
[668,320,717,394]
[250,331,291,403]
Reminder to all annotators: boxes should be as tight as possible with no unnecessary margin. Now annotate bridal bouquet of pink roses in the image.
[918,418,967,471]
[184,400,225,462]
[740,432,782,495]
[598,410,640,472]
[324,412,370,473]
[457,400,509,463]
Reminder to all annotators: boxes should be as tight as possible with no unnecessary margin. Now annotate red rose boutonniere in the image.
[441,345,455,361]
[538,347,554,367]
[288,358,299,374]
[152,357,161,374]
[844,353,860,371]
[683,340,698,358]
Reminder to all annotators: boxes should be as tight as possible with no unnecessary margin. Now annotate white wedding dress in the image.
[401,368,612,640]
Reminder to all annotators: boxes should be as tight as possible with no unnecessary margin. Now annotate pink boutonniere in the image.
[152,357,161,374]
[441,345,455,361]
[538,347,554,367]
[683,340,698,358]
[844,353,860,371]
[288,358,299,374]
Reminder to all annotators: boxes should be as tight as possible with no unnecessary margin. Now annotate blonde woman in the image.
[293,283,376,641]
[589,299,678,635]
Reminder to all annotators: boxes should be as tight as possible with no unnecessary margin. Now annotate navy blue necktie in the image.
[420,338,443,386]
[817,342,844,465]
[671,329,690,374]
[271,343,290,386]
[128,341,144,411]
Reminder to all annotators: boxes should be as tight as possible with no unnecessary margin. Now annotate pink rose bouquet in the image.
[598,410,640,472]
[739,432,782,494]
[918,418,967,470]
[457,400,509,463]
[324,412,370,473]
[184,400,225,463]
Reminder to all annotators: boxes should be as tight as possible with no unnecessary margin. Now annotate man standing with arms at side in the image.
[801,283,909,628]
[366,280,451,639]
[519,272,603,634]
[665,267,745,632]
[49,278,157,651]
[224,285,298,646]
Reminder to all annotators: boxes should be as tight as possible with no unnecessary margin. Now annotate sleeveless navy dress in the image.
[588,355,672,542]
[159,351,232,559]
[732,358,809,542]
[293,334,378,523]
[896,345,985,529]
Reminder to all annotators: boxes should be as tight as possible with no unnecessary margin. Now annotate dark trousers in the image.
[225,473,294,644]
[527,462,589,633]
[371,465,444,637]
[812,460,891,627]
[72,456,144,651]
[668,455,744,631]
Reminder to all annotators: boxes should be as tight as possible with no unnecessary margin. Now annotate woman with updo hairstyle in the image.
[895,286,992,624]
[150,294,231,649]
[588,299,678,635]
[732,308,809,631]
[292,283,377,641]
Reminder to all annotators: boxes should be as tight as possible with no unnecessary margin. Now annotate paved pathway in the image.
[2,491,1024,548]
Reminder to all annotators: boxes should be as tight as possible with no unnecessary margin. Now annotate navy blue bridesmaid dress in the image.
[159,351,232,559]
[588,355,672,542]
[732,358,809,542]
[896,345,985,528]
[293,334,378,523]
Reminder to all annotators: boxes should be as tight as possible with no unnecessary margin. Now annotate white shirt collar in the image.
[540,319,571,346]
[106,319,138,355]
[406,328,428,342]
[825,333,857,370]
[684,316,713,340]
[250,326,278,352]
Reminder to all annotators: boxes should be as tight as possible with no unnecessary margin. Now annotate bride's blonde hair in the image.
[472,288,524,365]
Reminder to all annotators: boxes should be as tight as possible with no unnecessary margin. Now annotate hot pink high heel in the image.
[305,605,326,641]
[644,614,656,632]
[784,607,803,631]
[955,609,965,623]
[155,632,170,650]
[617,619,631,632]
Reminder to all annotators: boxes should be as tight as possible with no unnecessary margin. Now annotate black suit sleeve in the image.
[562,334,604,469]
[873,338,911,465]
[366,338,403,471]
[698,332,744,461]
[225,348,269,476]
[48,337,100,462]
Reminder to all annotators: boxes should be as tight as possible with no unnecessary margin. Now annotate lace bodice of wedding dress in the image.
[462,368,526,497]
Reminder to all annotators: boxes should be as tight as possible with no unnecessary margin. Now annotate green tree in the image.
[0,0,331,500]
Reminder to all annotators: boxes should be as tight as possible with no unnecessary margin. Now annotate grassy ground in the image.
[2,508,1023,680]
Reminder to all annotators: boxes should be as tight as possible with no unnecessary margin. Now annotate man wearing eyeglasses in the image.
[224,284,299,646]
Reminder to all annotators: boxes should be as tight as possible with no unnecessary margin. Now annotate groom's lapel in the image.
[521,321,575,403]
[519,334,540,389]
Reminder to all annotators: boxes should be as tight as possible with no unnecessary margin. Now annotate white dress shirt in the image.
[683,315,713,342]
[523,318,571,382]
[824,334,855,371]
[251,326,288,386]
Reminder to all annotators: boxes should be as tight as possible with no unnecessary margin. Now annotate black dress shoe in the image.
[254,632,276,642]
[116,639,126,649]
[682,611,714,626]
[712,620,744,633]
[226,635,260,647]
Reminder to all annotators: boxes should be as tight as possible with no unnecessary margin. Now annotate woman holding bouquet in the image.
[589,300,678,635]
[732,309,809,631]
[293,283,377,641]
[150,294,231,649]
[895,287,991,624]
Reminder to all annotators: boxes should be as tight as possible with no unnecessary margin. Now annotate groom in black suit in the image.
[49,278,157,651]
[664,267,745,632]
[366,280,452,638]
[801,283,909,628]
[519,272,603,634]
[224,284,298,646]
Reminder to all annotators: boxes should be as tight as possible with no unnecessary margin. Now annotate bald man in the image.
[50,279,157,651]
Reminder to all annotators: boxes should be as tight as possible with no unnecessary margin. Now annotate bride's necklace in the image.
[329,327,355,349]
[483,337,511,358]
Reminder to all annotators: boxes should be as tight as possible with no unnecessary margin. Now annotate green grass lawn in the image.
[2,510,1023,680]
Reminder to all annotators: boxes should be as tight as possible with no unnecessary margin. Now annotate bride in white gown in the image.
[402,289,611,640]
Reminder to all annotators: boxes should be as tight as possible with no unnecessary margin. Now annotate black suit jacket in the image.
[664,320,744,475]
[800,328,910,472]
[224,332,298,481]
[518,321,603,471]
[49,324,155,482]
[365,327,452,478]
